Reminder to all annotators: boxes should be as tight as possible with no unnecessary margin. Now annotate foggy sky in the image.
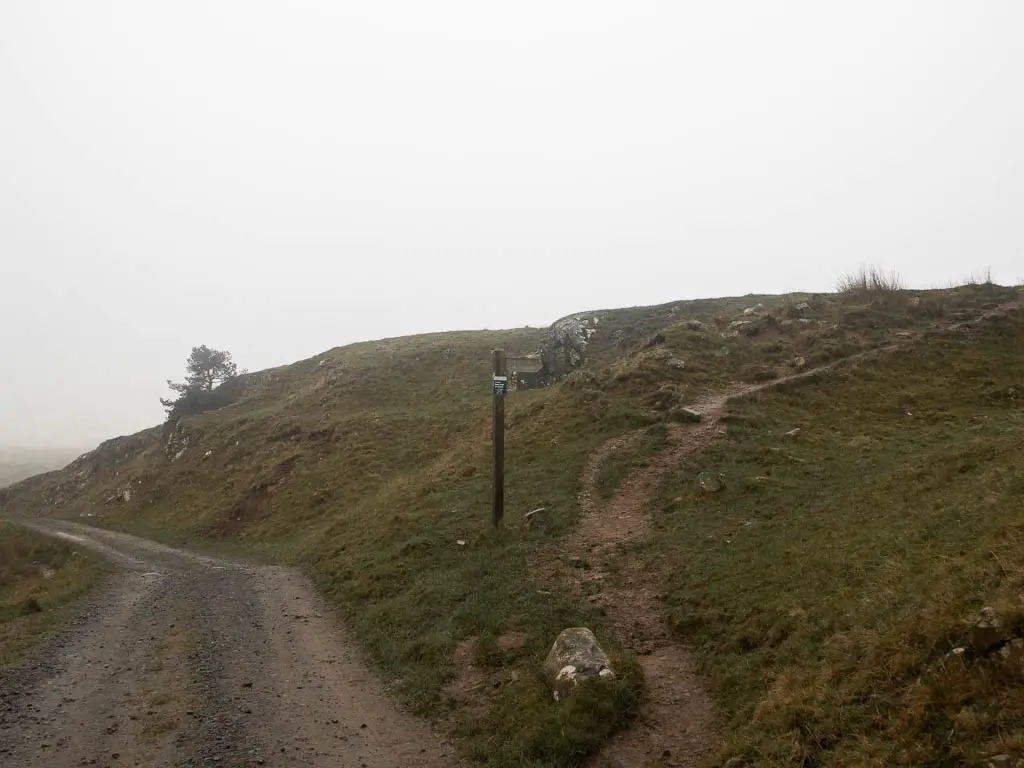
[2,1,1022,449]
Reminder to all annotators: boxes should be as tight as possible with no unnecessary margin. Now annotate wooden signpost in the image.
[492,349,507,528]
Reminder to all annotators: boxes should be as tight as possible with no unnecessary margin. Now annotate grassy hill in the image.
[2,277,1021,766]
[651,308,1024,764]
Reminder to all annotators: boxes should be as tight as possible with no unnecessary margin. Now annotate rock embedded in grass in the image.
[543,627,616,701]
[669,407,703,423]
[971,606,1005,653]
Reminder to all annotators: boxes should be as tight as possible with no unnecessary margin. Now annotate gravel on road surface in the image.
[0,519,455,768]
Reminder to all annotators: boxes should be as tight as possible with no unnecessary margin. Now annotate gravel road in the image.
[0,519,454,768]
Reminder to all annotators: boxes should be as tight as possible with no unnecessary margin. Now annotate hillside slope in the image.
[2,281,1020,766]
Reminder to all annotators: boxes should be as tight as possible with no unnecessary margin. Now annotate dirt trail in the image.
[561,354,893,768]
[0,519,454,768]
[568,305,1024,765]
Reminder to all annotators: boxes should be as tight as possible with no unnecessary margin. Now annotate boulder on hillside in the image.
[543,627,616,701]
[542,315,599,374]
[743,315,780,337]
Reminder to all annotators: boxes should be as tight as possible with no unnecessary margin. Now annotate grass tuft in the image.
[0,523,107,666]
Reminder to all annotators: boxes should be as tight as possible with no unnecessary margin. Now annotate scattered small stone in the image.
[698,472,726,494]
[670,407,703,423]
[522,507,547,530]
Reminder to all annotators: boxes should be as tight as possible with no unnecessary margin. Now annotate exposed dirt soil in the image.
[552,354,900,768]
[0,519,455,768]
[443,630,530,733]
[445,637,491,723]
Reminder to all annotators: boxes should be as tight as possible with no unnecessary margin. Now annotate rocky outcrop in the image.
[541,314,600,376]
[166,421,199,462]
[1,427,161,512]
[543,627,616,701]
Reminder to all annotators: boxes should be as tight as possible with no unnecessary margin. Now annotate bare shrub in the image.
[836,266,905,299]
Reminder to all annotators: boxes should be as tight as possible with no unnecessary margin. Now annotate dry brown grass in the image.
[836,265,905,300]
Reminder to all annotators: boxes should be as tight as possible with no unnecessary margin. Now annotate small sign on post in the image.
[492,350,506,528]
